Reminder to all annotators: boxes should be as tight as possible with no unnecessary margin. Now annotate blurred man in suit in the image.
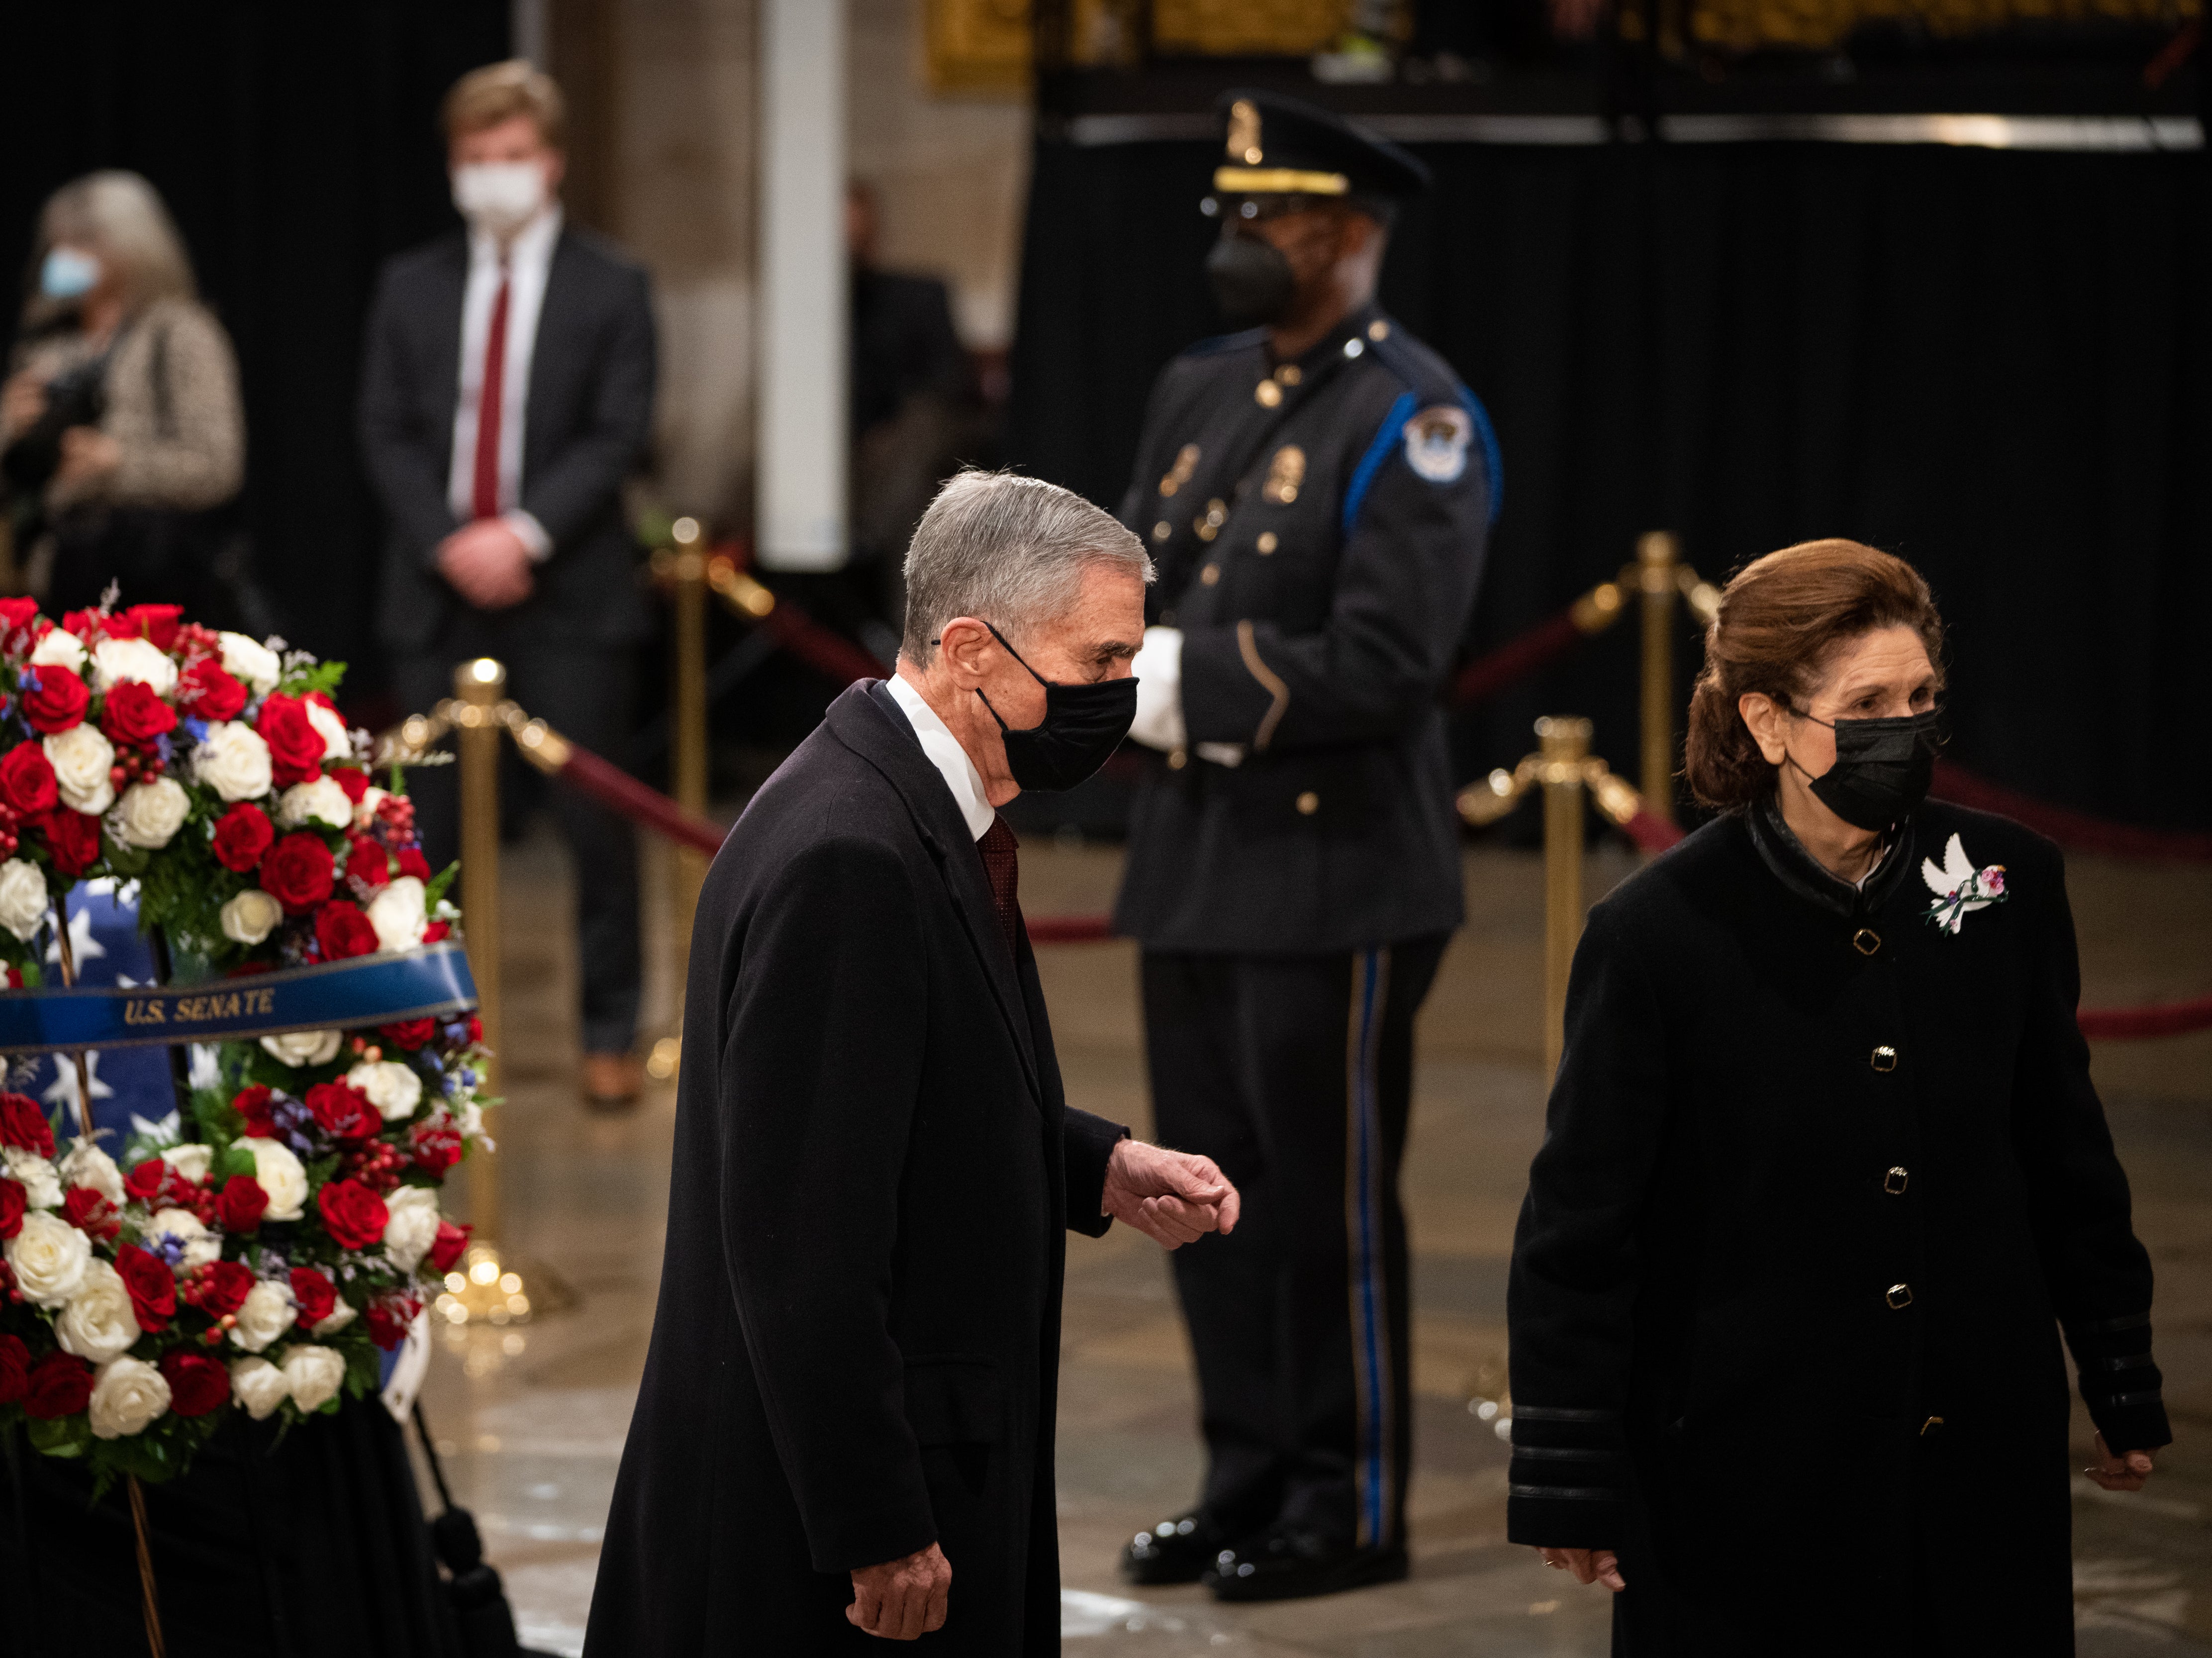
[360,60,656,1105]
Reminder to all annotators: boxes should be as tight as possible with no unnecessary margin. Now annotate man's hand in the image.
[847,1543,950,1640]
[1535,1547,1625,1591]
[436,518,536,610]
[0,370,47,444]
[54,425,121,487]
[2086,1431,2156,1492]
[1102,1138,1240,1249]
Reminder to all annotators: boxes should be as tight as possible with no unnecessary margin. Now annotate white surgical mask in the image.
[40,247,100,301]
[451,162,547,237]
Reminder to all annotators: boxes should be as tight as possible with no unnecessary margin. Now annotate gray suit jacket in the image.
[359,225,657,653]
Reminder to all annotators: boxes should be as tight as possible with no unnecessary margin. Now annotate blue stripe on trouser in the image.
[1346,948,1392,1548]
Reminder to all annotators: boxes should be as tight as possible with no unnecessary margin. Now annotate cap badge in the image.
[1403,405,1473,485]
[1262,445,1305,505]
[1228,98,1263,165]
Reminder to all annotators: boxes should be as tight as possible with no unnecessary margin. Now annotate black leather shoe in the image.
[1120,1511,1226,1584]
[1202,1526,1410,1601]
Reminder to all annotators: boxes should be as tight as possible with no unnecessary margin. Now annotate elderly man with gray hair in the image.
[589,471,1242,1655]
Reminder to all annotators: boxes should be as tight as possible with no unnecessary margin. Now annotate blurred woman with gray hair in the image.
[0,170,245,613]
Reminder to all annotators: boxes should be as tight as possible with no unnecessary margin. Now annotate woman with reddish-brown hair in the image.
[1503,539,2168,1654]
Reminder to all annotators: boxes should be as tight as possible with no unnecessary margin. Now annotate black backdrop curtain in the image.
[1008,136,2212,833]
[0,2,510,700]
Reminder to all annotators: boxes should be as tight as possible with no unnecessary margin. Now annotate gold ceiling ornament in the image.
[1154,0,1353,56]
[1690,0,2196,50]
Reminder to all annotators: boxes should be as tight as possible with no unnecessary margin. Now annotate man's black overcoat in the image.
[1506,798,2170,1656]
[587,683,1126,1656]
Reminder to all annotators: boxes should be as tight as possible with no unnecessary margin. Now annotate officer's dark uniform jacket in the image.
[1112,300,1497,954]
[1506,795,2169,1655]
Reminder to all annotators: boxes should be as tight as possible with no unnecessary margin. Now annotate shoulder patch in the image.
[1402,405,1473,485]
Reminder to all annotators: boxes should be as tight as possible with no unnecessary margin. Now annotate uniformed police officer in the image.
[1113,91,1498,1601]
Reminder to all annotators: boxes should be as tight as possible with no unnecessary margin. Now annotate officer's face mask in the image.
[974,622,1137,793]
[1205,231,1297,330]
[39,247,100,302]
[452,161,547,238]
[1784,706,1942,832]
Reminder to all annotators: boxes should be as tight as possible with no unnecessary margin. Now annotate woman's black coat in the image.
[1506,798,2169,1656]
[587,683,1125,1656]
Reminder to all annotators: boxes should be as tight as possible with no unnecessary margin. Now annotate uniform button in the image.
[1256,532,1278,554]
[1276,364,1302,386]
[1295,791,1319,816]
[1167,748,1187,771]
[1883,1166,1909,1196]
[1254,380,1283,408]
[1870,1046,1898,1073]
[1886,1283,1913,1310]
[1367,319,1390,341]
[1343,337,1364,359]
[1152,520,1171,542]
[1200,564,1220,586]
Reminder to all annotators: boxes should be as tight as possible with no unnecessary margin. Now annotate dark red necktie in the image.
[471,265,512,520]
[976,815,1022,960]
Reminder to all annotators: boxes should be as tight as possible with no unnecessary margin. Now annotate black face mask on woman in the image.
[1788,707,1942,831]
[1204,232,1296,330]
[974,622,1138,793]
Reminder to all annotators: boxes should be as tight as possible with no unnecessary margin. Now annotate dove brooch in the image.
[1922,832,2009,934]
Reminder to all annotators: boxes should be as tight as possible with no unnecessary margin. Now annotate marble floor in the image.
[413,823,2212,1656]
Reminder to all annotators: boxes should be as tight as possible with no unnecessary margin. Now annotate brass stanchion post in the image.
[1536,716,1592,1078]
[454,659,505,1250]
[1637,531,1678,825]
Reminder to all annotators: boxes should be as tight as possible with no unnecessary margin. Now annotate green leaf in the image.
[27,1414,90,1457]
[424,860,460,909]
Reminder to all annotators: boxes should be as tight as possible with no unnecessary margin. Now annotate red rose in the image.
[23,1351,92,1420]
[308,1081,379,1142]
[59,609,107,644]
[289,1267,338,1327]
[0,1176,23,1240]
[428,1219,473,1276]
[159,1350,228,1416]
[365,1295,418,1351]
[0,1334,26,1405]
[118,604,184,651]
[331,766,370,803]
[0,1092,53,1157]
[231,1084,278,1138]
[21,663,88,734]
[115,1242,177,1331]
[379,1018,436,1050]
[260,832,334,913]
[314,900,380,962]
[216,1175,269,1233]
[344,837,389,891]
[421,921,451,944]
[0,597,38,643]
[0,744,58,816]
[187,1259,255,1318]
[124,1158,166,1202]
[38,809,101,876]
[176,657,247,722]
[411,1122,463,1176]
[62,1186,119,1241]
[394,846,432,883]
[97,679,178,748]
[208,801,275,874]
[255,693,325,787]
[466,1015,483,1045]
[317,1178,389,1250]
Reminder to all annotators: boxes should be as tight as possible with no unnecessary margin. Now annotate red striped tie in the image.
[471,266,511,521]
[977,815,1022,960]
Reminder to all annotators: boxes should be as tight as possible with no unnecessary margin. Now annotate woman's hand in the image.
[0,370,48,444]
[1535,1546,1626,1590]
[54,424,121,485]
[2086,1431,2156,1492]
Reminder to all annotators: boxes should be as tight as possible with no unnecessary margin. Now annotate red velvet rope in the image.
[1450,610,1587,710]
[556,743,726,857]
[1932,761,2212,863]
[2077,996,2212,1041]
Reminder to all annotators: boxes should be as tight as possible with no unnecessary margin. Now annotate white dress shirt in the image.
[885,674,995,843]
[448,204,562,560]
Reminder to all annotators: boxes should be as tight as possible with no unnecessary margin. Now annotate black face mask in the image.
[1204,232,1296,330]
[1787,708,1942,832]
[974,623,1137,793]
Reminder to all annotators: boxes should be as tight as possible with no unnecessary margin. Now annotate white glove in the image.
[1128,626,1187,753]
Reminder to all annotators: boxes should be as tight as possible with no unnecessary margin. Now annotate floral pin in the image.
[1922,833,2008,934]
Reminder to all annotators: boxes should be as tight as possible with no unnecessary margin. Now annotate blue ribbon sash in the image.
[0,945,479,1055]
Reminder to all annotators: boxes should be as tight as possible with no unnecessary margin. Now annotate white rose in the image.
[313,1302,358,1336]
[220,887,283,946]
[0,858,50,942]
[237,1137,307,1222]
[353,784,389,832]
[281,1343,346,1413]
[90,635,178,697]
[60,1140,124,1205]
[159,1143,214,1184]
[148,1206,220,1269]
[382,1185,441,1273]
[5,1210,90,1306]
[116,776,191,849]
[259,1028,341,1069]
[56,1260,141,1364]
[364,877,427,954]
[230,1356,289,1420]
[218,633,283,696]
[231,1278,297,1354]
[276,776,351,830]
[193,720,273,802]
[304,697,352,760]
[28,627,88,674]
[88,1356,171,1439]
[347,1060,423,1123]
[43,723,115,815]
[3,1146,62,1209]
[455,1100,485,1143]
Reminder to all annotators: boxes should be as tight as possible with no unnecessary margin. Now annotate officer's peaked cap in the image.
[1212,89,1429,202]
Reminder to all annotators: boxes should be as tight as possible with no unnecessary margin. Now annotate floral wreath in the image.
[0,597,488,1487]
